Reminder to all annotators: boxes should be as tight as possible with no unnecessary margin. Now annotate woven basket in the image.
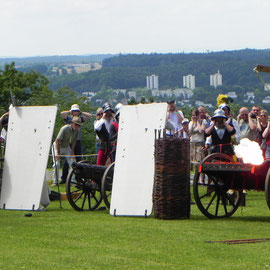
[153,134,190,219]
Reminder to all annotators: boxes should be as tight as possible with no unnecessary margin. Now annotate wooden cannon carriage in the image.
[193,153,270,219]
[66,161,115,211]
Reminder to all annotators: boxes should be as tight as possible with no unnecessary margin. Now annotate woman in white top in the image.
[189,109,206,164]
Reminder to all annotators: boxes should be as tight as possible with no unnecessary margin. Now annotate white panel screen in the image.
[110,103,167,216]
[0,106,57,210]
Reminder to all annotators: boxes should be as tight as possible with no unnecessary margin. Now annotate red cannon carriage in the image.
[193,153,270,219]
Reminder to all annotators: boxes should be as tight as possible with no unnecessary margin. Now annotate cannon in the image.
[66,161,114,211]
[193,153,270,219]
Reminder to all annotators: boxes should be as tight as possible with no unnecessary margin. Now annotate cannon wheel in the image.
[66,161,102,211]
[265,168,270,211]
[101,162,115,209]
[193,153,242,219]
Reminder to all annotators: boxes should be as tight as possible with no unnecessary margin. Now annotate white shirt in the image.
[168,111,184,131]
[0,128,7,142]
[94,118,113,133]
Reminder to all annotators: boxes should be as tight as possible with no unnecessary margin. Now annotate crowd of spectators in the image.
[165,101,270,166]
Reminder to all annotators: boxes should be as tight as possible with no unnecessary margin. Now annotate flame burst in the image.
[234,138,264,165]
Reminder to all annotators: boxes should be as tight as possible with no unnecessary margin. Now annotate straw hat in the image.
[182,118,189,124]
[71,116,82,125]
[96,107,103,115]
[70,104,80,112]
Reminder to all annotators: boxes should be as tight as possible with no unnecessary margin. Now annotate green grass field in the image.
[1,190,270,270]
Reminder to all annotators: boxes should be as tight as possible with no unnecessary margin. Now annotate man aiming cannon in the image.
[52,116,82,186]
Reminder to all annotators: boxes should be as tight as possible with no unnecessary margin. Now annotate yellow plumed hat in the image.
[217,94,231,106]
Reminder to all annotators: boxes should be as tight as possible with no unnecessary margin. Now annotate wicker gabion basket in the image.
[153,131,190,219]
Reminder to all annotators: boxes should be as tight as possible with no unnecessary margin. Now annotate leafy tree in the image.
[0,62,50,113]
[0,63,97,155]
[140,97,146,104]
[128,97,137,105]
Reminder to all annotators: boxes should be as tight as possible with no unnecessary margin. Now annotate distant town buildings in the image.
[128,91,136,99]
[52,62,101,75]
[210,70,222,88]
[263,96,270,104]
[264,83,270,91]
[82,92,96,100]
[112,89,127,95]
[151,88,193,99]
[146,74,159,90]
[226,92,237,99]
[183,74,195,90]
[244,92,255,103]
[195,100,213,108]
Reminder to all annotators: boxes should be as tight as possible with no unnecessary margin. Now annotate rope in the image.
[49,154,97,157]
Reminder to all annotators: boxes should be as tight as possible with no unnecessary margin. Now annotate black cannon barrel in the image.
[201,160,270,190]
[71,162,107,183]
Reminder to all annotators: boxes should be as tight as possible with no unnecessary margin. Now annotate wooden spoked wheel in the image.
[101,162,114,209]
[66,162,102,211]
[265,167,270,211]
[193,153,242,219]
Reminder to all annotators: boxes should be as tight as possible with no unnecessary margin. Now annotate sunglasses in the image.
[96,113,103,116]
[261,115,267,117]
[241,114,248,116]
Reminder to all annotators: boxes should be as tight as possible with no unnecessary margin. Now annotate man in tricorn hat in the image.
[219,103,240,144]
[205,109,235,156]
[94,102,115,165]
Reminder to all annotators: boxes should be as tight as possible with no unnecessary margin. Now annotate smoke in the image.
[234,138,264,165]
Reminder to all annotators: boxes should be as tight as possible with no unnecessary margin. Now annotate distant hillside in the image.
[48,49,270,93]
[0,54,114,66]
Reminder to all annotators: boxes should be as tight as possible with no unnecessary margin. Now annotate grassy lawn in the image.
[1,190,270,269]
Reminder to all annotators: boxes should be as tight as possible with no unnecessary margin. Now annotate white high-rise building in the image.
[210,70,222,88]
[146,74,159,90]
[183,74,195,90]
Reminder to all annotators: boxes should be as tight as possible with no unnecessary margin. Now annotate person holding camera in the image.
[205,109,235,156]
[166,100,184,133]
[262,115,270,158]
[189,109,206,163]
[237,107,257,141]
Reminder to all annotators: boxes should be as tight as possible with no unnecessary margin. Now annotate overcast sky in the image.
[1,0,269,57]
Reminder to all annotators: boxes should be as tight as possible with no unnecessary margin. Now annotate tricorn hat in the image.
[102,102,114,113]
[218,103,230,111]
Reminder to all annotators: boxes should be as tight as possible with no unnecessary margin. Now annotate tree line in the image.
[49,49,270,93]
